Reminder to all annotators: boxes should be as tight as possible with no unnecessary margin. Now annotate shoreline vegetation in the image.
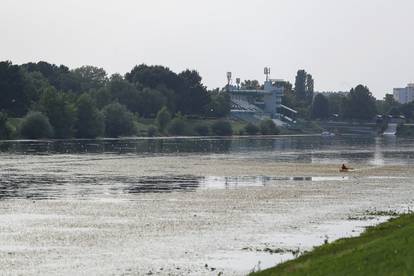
[252,212,414,276]
[1,60,414,141]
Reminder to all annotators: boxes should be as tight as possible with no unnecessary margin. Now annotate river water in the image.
[0,135,413,275]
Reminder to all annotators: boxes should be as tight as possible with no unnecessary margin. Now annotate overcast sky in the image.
[1,0,413,98]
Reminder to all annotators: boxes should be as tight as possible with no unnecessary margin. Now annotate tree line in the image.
[282,70,413,122]
[0,61,231,139]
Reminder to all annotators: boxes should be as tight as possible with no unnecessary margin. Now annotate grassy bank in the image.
[253,213,414,276]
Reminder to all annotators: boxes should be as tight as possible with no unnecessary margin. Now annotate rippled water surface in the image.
[0,135,413,275]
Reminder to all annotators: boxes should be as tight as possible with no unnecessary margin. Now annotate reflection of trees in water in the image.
[0,136,382,155]
[0,142,12,152]
[0,173,204,200]
[125,175,202,194]
[0,174,63,200]
[0,138,233,155]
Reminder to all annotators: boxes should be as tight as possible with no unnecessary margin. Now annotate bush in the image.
[156,106,171,132]
[168,116,188,136]
[103,103,136,137]
[211,120,233,136]
[260,119,280,135]
[147,125,158,137]
[194,123,210,136]
[20,112,54,139]
[38,89,76,138]
[244,123,260,135]
[75,94,105,138]
[0,112,13,140]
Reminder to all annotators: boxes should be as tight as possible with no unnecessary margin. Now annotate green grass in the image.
[253,214,414,276]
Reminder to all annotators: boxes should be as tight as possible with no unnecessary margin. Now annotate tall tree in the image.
[137,88,166,117]
[241,80,260,89]
[0,112,12,139]
[103,103,136,137]
[177,70,210,115]
[20,112,54,139]
[342,85,377,120]
[75,94,105,138]
[306,74,314,101]
[294,70,314,103]
[125,64,179,90]
[22,61,80,92]
[311,94,330,119]
[72,66,108,92]
[295,70,307,101]
[207,90,231,117]
[0,61,30,116]
[156,106,172,133]
[38,88,76,138]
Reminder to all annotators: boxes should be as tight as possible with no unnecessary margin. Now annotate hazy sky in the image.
[1,0,413,98]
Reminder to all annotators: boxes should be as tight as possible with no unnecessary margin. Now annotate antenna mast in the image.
[264,67,271,81]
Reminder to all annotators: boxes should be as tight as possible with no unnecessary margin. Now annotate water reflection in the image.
[0,138,233,155]
[0,174,351,200]
[0,136,411,165]
[0,136,413,200]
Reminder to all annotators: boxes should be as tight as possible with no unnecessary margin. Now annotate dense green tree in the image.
[194,123,210,136]
[38,88,76,138]
[72,66,108,92]
[92,87,113,109]
[22,71,54,105]
[241,80,261,90]
[311,94,330,119]
[211,120,233,136]
[0,112,13,139]
[22,61,81,93]
[295,70,314,103]
[147,126,158,137]
[177,70,210,115]
[103,103,136,137]
[167,115,188,136]
[207,91,231,117]
[126,65,209,116]
[398,102,414,120]
[260,119,280,135]
[0,61,30,116]
[245,123,260,135]
[108,74,140,112]
[75,94,105,138]
[295,70,307,101]
[20,112,54,139]
[156,85,177,112]
[137,88,167,117]
[377,94,399,115]
[342,85,377,120]
[156,106,171,132]
[306,74,314,100]
[125,64,180,90]
[326,93,346,116]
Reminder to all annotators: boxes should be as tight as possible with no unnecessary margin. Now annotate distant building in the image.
[226,68,297,125]
[393,84,414,104]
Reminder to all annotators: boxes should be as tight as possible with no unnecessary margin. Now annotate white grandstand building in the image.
[226,68,297,125]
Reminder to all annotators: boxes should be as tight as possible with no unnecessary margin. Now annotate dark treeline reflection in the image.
[0,135,380,155]
[0,138,234,155]
[0,174,203,200]
[0,136,412,165]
